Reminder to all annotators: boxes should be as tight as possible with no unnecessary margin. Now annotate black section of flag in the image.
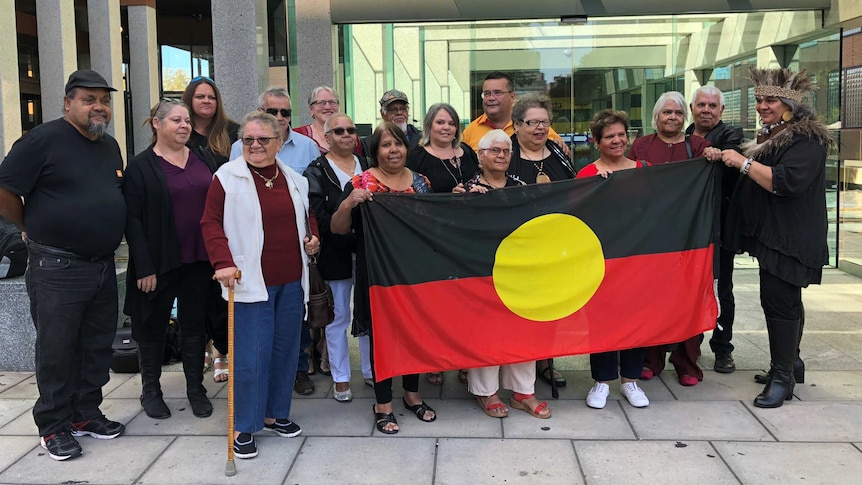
[362,159,718,287]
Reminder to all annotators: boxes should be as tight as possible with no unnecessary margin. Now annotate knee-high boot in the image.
[181,334,213,417]
[754,303,806,384]
[754,317,800,408]
[139,343,171,419]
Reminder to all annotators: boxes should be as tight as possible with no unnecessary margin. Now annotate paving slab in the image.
[286,437,436,485]
[0,435,173,484]
[289,397,376,437]
[137,435,302,485]
[0,373,31,395]
[815,333,862,365]
[666,370,769,401]
[793,371,862,401]
[125,398,226,436]
[0,399,33,430]
[625,401,773,441]
[748,401,862,442]
[0,436,37,471]
[713,441,862,484]
[436,437,583,484]
[503,400,635,440]
[0,375,38,399]
[575,440,736,485]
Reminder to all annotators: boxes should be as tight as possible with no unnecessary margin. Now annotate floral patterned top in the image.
[351,169,432,194]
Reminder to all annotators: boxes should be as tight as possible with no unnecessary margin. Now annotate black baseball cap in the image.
[64,70,117,93]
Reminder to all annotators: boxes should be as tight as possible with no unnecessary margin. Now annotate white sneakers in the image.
[586,382,610,409]
[586,381,650,409]
[620,381,650,407]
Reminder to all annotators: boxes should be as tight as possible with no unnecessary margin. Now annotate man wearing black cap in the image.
[360,89,422,156]
[0,69,127,461]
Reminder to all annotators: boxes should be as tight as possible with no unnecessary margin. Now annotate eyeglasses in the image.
[264,108,292,117]
[481,147,512,156]
[326,127,357,136]
[520,119,552,128]
[190,76,214,84]
[481,90,512,99]
[241,136,277,146]
[385,105,409,113]
[311,99,339,107]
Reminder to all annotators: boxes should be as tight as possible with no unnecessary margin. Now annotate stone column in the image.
[127,1,160,156]
[211,0,269,123]
[0,0,21,156]
[88,0,127,160]
[295,0,335,126]
[36,0,77,122]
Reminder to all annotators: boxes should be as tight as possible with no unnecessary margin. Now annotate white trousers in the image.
[325,277,353,383]
[358,335,372,379]
[467,361,536,396]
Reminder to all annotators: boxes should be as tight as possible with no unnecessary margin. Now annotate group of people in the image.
[0,65,830,461]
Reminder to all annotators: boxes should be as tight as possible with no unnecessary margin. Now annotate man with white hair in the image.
[686,85,744,374]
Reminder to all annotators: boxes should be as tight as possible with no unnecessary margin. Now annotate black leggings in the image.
[368,332,419,404]
[759,268,802,321]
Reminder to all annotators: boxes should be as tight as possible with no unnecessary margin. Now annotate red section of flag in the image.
[370,247,717,380]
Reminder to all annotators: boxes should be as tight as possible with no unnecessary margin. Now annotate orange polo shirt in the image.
[462,114,562,151]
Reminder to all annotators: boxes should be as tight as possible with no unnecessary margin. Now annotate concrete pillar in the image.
[212,0,269,123]
[127,1,160,156]
[0,0,21,156]
[88,0,127,160]
[295,0,335,126]
[36,0,77,122]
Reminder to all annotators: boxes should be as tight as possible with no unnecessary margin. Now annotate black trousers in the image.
[131,261,211,345]
[709,247,736,354]
[590,348,646,382]
[368,332,419,404]
[26,242,117,437]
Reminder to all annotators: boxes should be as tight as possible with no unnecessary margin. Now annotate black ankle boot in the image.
[181,335,212,418]
[139,343,171,419]
[754,318,800,408]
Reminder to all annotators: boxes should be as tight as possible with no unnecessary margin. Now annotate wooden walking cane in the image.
[221,270,241,477]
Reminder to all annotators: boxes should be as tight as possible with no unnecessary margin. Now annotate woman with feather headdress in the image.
[707,67,834,408]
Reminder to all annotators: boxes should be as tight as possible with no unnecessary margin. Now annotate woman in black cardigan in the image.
[712,67,834,408]
[303,114,370,402]
[123,99,221,419]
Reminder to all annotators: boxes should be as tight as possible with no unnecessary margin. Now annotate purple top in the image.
[159,150,212,264]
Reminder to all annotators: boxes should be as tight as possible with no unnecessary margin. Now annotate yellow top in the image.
[462,113,562,151]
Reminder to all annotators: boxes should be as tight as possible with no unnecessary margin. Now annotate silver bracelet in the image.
[740,158,753,175]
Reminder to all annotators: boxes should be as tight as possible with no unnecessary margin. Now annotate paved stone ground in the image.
[1,267,861,484]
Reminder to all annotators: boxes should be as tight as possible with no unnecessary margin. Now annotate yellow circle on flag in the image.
[492,213,605,321]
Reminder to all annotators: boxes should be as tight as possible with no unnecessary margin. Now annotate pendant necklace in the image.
[522,147,550,184]
[438,151,462,186]
[251,165,279,189]
[481,174,504,189]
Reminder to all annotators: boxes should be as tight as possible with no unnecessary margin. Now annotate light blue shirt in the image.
[229,128,320,175]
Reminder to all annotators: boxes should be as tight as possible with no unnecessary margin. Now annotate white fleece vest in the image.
[214,156,310,306]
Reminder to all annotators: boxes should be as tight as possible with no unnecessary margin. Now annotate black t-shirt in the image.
[0,118,126,257]
[406,143,479,193]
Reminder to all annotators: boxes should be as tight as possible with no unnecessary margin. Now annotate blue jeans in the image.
[26,241,118,437]
[234,281,302,433]
[298,320,311,373]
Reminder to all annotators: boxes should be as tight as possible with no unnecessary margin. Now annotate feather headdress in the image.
[749,67,817,102]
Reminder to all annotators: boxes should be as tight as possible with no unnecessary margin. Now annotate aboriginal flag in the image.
[363,159,719,380]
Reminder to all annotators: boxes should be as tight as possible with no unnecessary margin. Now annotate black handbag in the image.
[306,255,334,329]
[111,326,140,373]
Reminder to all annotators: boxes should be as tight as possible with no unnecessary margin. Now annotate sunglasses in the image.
[264,108,292,117]
[327,127,357,136]
[241,136,277,146]
[190,76,214,84]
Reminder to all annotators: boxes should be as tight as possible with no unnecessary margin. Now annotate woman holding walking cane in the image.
[202,111,320,459]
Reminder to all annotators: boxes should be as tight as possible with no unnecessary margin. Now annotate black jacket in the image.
[122,144,218,323]
[686,121,744,225]
[303,154,370,280]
